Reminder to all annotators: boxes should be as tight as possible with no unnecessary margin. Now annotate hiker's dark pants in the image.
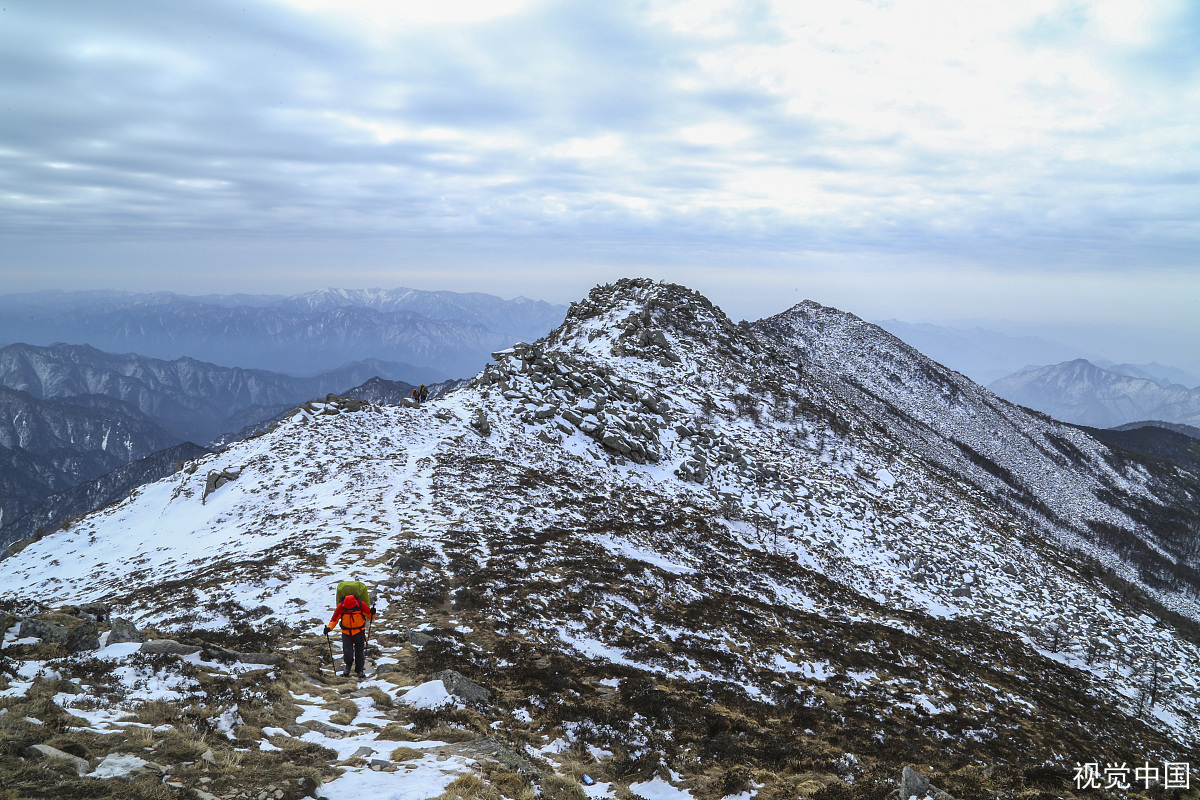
[341,631,365,672]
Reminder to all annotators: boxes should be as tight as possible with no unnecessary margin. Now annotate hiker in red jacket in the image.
[326,594,374,678]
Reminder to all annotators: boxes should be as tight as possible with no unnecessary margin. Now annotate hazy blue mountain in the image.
[0,343,428,444]
[1112,420,1200,439]
[871,319,1092,384]
[0,441,212,554]
[0,287,568,377]
[0,386,178,528]
[1099,362,1200,389]
[989,359,1200,428]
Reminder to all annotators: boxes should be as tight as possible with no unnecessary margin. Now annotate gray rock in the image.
[600,433,632,454]
[25,744,91,776]
[304,720,348,738]
[284,725,310,737]
[406,631,434,647]
[456,736,540,776]
[19,618,69,645]
[369,759,391,771]
[900,766,930,799]
[351,746,376,758]
[69,603,111,624]
[234,651,280,666]
[376,664,397,675]
[65,621,101,653]
[392,555,423,572]
[202,468,241,503]
[432,669,491,706]
[140,639,203,656]
[470,409,491,437]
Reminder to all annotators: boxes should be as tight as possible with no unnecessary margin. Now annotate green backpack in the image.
[336,580,371,607]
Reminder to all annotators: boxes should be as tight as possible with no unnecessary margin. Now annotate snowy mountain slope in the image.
[0,441,213,554]
[758,306,1200,619]
[989,359,1200,428]
[1,279,1198,798]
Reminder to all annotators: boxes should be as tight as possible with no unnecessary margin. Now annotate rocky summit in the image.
[1,278,1198,800]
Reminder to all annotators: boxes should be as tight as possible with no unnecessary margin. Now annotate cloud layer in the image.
[1,0,1197,323]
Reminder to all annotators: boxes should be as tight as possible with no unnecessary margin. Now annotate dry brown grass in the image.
[389,746,425,761]
[434,773,502,800]
[482,765,536,800]
[539,774,586,800]
[377,722,421,741]
[325,697,358,726]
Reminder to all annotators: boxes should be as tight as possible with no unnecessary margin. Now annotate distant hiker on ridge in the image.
[419,384,428,403]
[326,586,375,678]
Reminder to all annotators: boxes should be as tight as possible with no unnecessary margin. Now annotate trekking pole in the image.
[323,629,335,671]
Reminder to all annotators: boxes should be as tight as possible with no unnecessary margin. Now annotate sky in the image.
[1,0,1198,327]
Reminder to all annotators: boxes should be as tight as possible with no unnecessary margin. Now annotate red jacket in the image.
[328,595,373,636]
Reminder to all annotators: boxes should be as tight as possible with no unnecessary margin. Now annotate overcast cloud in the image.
[1,0,1197,325]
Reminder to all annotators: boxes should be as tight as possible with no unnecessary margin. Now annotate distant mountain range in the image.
[0,386,178,529]
[0,287,568,377]
[876,319,1200,388]
[989,359,1200,428]
[0,342,422,444]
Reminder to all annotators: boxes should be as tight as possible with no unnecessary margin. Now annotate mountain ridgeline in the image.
[1,279,1198,798]
[0,287,569,378]
[0,342,435,445]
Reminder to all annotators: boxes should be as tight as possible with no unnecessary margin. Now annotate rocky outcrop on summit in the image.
[344,376,467,406]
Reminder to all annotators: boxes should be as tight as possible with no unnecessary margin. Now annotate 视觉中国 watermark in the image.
[1075,761,1190,790]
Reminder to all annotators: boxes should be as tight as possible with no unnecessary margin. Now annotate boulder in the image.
[304,720,348,738]
[202,468,241,503]
[108,618,145,645]
[18,618,69,645]
[25,744,90,776]
[900,766,929,799]
[431,669,491,706]
[406,631,434,647]
[600,433,632,454]
[65,621,101,653]
[392,555,423,573]
[140,639,203,656]
[470,409,491,437]
[67,603,110,624]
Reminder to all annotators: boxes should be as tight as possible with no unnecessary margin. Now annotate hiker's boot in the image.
[341,667,352,678]
[356,670,366,679]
